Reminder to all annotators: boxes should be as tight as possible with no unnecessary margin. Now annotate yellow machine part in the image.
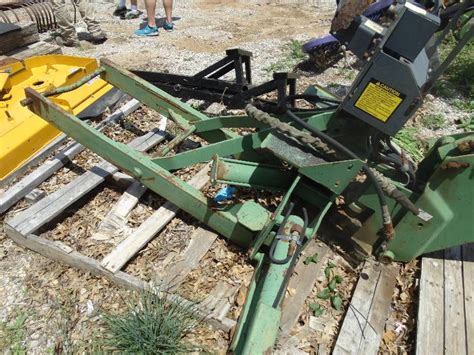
[0,55,114,182]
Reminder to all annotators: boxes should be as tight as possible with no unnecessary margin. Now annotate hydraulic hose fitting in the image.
[288,225,303,257]
[382,205,395,240]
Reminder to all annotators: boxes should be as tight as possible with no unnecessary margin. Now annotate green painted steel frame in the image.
[26,57,472,353]
[210,155,295,190]
[25,87,268,247]
[22,59,349,252]
[22,63,339,355]
[22,60,347,354]
[351,133,474,261]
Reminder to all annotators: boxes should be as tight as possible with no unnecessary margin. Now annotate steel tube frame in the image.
[25,87,267,247]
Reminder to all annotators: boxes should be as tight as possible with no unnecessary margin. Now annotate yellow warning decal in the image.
[354,79,405,122]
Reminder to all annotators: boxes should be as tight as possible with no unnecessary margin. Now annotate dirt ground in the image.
[1,0,472,353]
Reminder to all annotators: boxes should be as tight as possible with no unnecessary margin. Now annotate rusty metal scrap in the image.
[442,161,470,170]
[0,0,57,33]
[457,139,474,153]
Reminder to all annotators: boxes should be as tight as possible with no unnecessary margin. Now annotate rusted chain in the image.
[245,104,342,159]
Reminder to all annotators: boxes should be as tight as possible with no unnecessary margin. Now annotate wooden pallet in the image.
[416,245,474,355]
[2,112,402,351]
[2,118,239,332]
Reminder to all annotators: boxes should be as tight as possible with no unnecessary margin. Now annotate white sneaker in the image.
[122,9,142,19]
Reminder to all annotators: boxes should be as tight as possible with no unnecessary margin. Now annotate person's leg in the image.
[135,0,158,36]
[162,0,173,31]
[113,0,127,16]
[76,0,107,42]
[123,0,140,19]
[145,0,157,27]
[162,0,172,23]
[52,0,79,46]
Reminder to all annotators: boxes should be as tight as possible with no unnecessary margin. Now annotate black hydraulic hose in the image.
[268,240,292,265]
[384,136,400,156]
[371,135,416,185]
[375,153,417,187]
[383,136,417,186]
[272,207,309,308]
[285,109,395,239]
[375,152,402,167]
[268,202,295,265]
[302,207,309,238]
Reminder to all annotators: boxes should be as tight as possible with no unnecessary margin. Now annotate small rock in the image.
[186,99,206,109]
[86,300,96,317]
[204,102,227,116]
[227,109,245,116]
[30,340,40,349]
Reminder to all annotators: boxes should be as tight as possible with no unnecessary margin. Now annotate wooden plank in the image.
[7,41,61,59]
[416,251,445,355]
[0,22,39,54]
[279,240,331,340]
[100,165,210,273]
[360,263,399,354]
[333,259,398,355]
[156,227,218,290]
[108,172,136,188]
[0,56,18,69]
[0,99,141,214]
[444,247,467,355]
[90,181,147,241]
[200,280,240,321]
[462,244,474,355]
[7,129,165,235]
[3,223,236,332]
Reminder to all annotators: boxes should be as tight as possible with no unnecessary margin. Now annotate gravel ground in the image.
[1,0,472,353]
[42,0,334,82]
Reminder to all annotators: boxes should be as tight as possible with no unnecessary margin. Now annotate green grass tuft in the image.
[421,113,445,130]
[452,98,474,111]
[264,40,307,73]
[0,310,29,353]
[393,127,426,162]
[102,290,201,354]
[434,34,474,100]
[287,39,306,61]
